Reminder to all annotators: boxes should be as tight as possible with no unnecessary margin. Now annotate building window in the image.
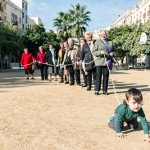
[23,24,24,29]
[143,13,146,19]
[25,4,27,10]
[148,5,150,16]
[22,2,24,8]
[19,17,21,24]
[22,12,24,18]
[136,14,139,23]
[11,13,18,25]
[26,15,27,24]
[140,12,142,20]
[143,8,146,19]
[0,2,3,11]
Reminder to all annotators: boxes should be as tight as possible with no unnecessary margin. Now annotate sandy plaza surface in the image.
[0,69,150,150]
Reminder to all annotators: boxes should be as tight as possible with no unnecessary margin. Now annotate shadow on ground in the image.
[108,81,150,95]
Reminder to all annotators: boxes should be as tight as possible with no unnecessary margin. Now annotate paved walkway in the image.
[0,70,150,150]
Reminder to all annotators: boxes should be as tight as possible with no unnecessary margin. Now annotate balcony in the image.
[143,13,146,19]
[11,19,18,26]
[0,5,4,12]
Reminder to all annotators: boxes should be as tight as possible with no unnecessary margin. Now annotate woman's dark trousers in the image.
[40,64,48,80]
[68,65,75,84]
[87,68,96,89]
[95,66,109,92]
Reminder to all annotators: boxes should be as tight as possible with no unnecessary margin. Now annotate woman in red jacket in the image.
[20,48,35,79]
[36,46,48,80]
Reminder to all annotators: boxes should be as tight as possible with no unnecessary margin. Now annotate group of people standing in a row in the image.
[20,29,116,95]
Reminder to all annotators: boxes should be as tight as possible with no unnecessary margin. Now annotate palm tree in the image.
[53,11,71,40]
[68,4,91,39]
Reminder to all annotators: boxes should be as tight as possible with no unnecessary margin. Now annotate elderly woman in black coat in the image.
[80,32,96,91]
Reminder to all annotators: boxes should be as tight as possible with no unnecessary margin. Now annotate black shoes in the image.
[77,83,81,86]
[93,91,108,95]
[87,86,91,91]
[103,91,108,95]
[94,91,100,95]
[64,81,69,84]
[26,77,29,80]
[69,82,74,85]
[59,80,64,83]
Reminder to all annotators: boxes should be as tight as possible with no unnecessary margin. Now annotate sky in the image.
[28,0,139,32]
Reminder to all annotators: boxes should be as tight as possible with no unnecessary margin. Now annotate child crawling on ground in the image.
[108,88,150,142]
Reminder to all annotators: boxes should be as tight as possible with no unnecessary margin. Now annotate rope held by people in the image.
[104,54,121,105]
[21,58,100,68]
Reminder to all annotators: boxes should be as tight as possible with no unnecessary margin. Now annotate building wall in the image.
[2,0,42,32]
[9,0,22,8]
[30,16,43,25]
[113,0,150,27]
[9,0,28,30]
[132,0,150,24]
[7,1,22,28]
[28,16,35,28]
[22,0,28,29]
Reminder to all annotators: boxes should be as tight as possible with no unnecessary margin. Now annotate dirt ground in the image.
[0,69,150,150]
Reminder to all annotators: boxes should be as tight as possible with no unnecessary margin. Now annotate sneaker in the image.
[59,80,64,83]
[26,77,29,80]
[31,77,35,80]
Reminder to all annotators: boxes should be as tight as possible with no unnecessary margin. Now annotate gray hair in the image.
[99,29,108,35]
[68,38,74,44]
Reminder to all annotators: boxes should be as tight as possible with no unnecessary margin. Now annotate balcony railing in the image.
[143,13,146,19]
[0,6,4,12]
[11,19,18,26]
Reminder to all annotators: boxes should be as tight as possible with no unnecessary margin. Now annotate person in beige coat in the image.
[68,38,81,85]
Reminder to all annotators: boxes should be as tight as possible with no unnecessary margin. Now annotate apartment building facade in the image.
[0,0,42,34]
[113,0,150,27]
[9,0,28,29]
[0,0,43,69]
[28,16,42,28]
